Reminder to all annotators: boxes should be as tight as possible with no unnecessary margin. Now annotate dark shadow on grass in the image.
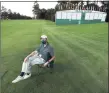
[31,62,72,78]
[53,62,73,73]
[2,62,73,93]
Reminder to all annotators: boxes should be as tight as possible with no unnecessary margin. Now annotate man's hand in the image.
[43,62,49,67]
[24,57,28,62]
[43,56,55,67]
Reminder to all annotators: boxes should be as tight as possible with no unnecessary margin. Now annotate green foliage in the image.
[1,6,32,19]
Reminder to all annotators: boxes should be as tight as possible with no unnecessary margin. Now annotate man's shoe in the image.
[23,73,31,79]
[12,76,24,83]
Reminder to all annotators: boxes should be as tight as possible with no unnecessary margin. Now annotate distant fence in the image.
[55,10,107,25]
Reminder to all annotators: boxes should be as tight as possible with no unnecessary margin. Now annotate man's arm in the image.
[24,51,38,62]
[27,51,38,57]
[48,56,55,63]
[43,46,55,67]
[24,44,41,62]
[48,46,55,62]
[43,56,55,67]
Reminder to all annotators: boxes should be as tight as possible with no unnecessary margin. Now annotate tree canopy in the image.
[32,1,108,22]
[1,6,32,20]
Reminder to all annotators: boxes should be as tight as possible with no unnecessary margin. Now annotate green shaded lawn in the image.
[1,20,108,93]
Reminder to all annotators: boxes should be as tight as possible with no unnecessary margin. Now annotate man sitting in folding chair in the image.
[12,35,55,83]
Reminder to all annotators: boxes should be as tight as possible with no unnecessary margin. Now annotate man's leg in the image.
[20,55,44,79]
[20,54,39,76]
[21,61,32,79]
[12,60,32,83]
[12,54,45,83]
[20,62,27,76]
[20,61,32,75]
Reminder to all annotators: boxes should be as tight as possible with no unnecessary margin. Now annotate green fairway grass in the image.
[1,20,108,93]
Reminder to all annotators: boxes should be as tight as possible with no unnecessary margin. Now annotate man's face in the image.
[40,38,47,44]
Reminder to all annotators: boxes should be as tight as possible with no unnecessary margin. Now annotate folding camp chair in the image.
[37,53,54,75]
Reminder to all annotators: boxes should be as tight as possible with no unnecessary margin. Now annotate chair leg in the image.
[49,62,54,74]
[50,68,54,74]
[37,64,44,75]
[37,65,40,75]
[37,63,54,75]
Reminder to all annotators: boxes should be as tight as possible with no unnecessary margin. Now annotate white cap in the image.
[41,35,47,39]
